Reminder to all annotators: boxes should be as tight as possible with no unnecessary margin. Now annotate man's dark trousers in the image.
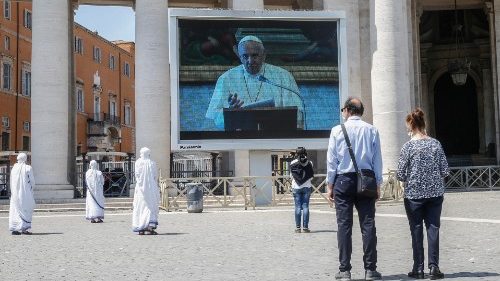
[334,173,377,272]
[404,196,443,271]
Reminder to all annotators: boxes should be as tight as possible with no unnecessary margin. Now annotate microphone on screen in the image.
[258,75,306,129]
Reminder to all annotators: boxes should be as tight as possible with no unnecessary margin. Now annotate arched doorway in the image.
[434,74,479,155]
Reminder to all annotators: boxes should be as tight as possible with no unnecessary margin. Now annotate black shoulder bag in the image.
[340,124,378,198]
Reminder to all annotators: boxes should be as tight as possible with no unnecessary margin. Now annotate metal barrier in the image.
[0,165,10,199]
[159,173,403,211]
[75,161,134,198]
[161,166,500,210]
[445,165,500,190]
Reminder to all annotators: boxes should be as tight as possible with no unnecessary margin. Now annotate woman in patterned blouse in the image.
[397,108,449,280]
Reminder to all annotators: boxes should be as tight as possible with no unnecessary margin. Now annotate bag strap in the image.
[340,124,360,174]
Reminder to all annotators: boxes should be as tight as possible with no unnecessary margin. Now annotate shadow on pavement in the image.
[377,273,412,280]
[30,232,64,235]
[310,229,337,233]
[156,232,188,236]
[443,272,500,279]
[367,271,500,281]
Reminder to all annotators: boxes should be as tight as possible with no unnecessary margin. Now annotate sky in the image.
[74,5,135,42]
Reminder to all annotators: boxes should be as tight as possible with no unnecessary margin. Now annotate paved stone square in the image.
[1,191,500,281]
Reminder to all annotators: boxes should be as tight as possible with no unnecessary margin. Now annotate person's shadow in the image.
[30,232,63,236]
[308,229,337,233]
[381,271,500,280]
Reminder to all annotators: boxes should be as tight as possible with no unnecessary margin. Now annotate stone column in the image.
[370,0,412,170]
[228,0,265,178]
[358,0,373,123]
[411,1,424,109]
[31,0,74,199]
[323,0,362,105]
[482,68,495,150]
[135,0,170,176]
[489,1,500,162]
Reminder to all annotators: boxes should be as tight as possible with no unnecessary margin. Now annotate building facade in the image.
[0,1,136,163]
[74,25,135,156]
[0,1,33,157]
[8,0,500,199]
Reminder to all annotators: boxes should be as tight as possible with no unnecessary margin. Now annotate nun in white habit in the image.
[85,160,105,223]
[9,153,36,235]
[132,147,160,235]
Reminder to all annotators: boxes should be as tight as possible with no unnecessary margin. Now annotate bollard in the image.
[186,183,203,213]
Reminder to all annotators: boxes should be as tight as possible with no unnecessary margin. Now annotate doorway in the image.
[434,74,479,155]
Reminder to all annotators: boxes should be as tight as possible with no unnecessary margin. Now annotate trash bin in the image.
[186,183,203,213]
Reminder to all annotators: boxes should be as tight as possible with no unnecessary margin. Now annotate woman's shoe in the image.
[408,270,424,279]
[97,219,103,223]
[147,230,158,235]
[11,231,21,235]
[294,228,301,233]
[138,231,145,235]
[429,266,444,280]
[90,219,96,223]
[302,228,311,233]
[21,230,32,235]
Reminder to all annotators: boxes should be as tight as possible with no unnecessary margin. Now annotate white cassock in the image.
[85,161,105,220]
[9,155,36,232]
[132,148,160,232]
[205,63,303,129]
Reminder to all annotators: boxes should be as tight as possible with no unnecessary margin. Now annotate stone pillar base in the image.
[34,185,74,201]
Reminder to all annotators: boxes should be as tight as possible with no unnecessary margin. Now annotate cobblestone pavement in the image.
[1,191,500,281]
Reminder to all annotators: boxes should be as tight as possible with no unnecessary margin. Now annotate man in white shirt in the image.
[327,97,383,281]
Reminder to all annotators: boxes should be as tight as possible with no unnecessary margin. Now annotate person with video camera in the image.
[290,147,314,233]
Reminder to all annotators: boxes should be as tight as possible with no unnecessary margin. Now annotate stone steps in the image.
[0,197,134,213]
[0,195,330,212]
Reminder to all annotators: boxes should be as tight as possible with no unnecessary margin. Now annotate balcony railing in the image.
[90,112,121,126]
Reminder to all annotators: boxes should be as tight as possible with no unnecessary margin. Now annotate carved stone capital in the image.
[416,3,424,21]
[484,1,493,16]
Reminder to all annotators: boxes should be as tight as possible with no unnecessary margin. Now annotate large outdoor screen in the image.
[170,10,347,150]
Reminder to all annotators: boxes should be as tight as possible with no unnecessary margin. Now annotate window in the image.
[23,10,32,30]
[93,46,101,63]
[124,103,131,125]
[74,36,83,54]
[3,1,10,20]
[23,121,30,132]
[109,55,115,70]
[1,132,9,151]
[4,36,10,51]
[124,62,130,77]
[2,63,11,90]
[22,69,31,96]
[76,87,84,112]
[1,116,9,128]
[22,136,29,151]
[109,100,117,117]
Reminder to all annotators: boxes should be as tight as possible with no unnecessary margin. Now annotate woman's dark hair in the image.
[406,108,426,132]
